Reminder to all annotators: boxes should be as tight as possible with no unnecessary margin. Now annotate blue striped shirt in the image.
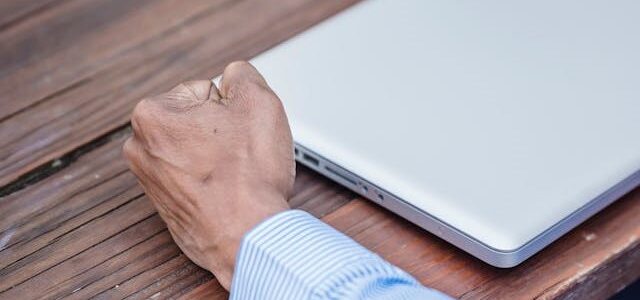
[230,210,451,299]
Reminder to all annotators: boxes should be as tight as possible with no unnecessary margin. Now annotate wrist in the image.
[202,189,289,290]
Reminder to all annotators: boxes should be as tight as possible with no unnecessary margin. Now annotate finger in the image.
[122,137,138,165]
[219,61,275,101]
[169,80,213,101]
[122,138,161,187]
[130,98,153,140]
[123,138,195,221]
[162,80,216,111]
[122,137,147,177]
[123,138,172,218]
[130,95,170,147]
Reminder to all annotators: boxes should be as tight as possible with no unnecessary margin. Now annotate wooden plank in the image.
[49,231,181,299]
[121,261,211,300]
[180,188,640,299]
[91,254,194,299]
[0,133,355,299]
[0,0,62,30]
[177,281,227,300]
[536,241,640,299]
[0,0,226,119]
[0,0,359,187]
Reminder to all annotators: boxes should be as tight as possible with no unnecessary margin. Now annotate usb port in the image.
[302,153,320,167]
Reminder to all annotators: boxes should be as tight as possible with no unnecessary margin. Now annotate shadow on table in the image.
[611,279,640,300]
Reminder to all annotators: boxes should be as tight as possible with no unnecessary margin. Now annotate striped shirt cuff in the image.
[229,209,451,300]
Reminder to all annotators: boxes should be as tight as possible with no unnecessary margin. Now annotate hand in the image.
[122,61,294,290]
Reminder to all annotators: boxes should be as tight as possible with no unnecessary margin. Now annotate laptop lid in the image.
[249,0,640,261]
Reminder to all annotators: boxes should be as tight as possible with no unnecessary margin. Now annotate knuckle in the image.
[122,138,135,159]
[227,84,284,116]
[224,82,249,100]
[225,61,251,73]
[174,83,193,97]
[131,98,157,124]
[226,79,272,101]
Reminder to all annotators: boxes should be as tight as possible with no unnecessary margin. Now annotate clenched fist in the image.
[122,62,294,290]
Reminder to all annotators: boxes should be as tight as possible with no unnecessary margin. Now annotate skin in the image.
[122,61,295,290]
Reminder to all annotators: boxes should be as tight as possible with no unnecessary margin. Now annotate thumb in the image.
[219,61,273,100]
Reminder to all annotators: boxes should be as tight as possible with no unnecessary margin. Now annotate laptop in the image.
[246,0,640,267]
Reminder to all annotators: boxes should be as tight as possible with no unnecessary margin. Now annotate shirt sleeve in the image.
[230,209,452,300]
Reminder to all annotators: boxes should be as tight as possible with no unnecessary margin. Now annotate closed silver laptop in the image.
[248,0,640,267]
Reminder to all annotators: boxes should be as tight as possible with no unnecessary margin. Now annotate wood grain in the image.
[0,0,62,30]
[0,133,355,299]
[0,0,359,187]
[178,281,228,300]
[0,0,225,118]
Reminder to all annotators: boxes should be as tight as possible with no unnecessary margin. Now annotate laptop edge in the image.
[294,142,640,267]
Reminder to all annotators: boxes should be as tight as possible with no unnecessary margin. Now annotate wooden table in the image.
[1,1,638,299]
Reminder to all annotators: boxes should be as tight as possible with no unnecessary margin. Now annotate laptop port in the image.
[302,153,320,167]
[325,165,358,186]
